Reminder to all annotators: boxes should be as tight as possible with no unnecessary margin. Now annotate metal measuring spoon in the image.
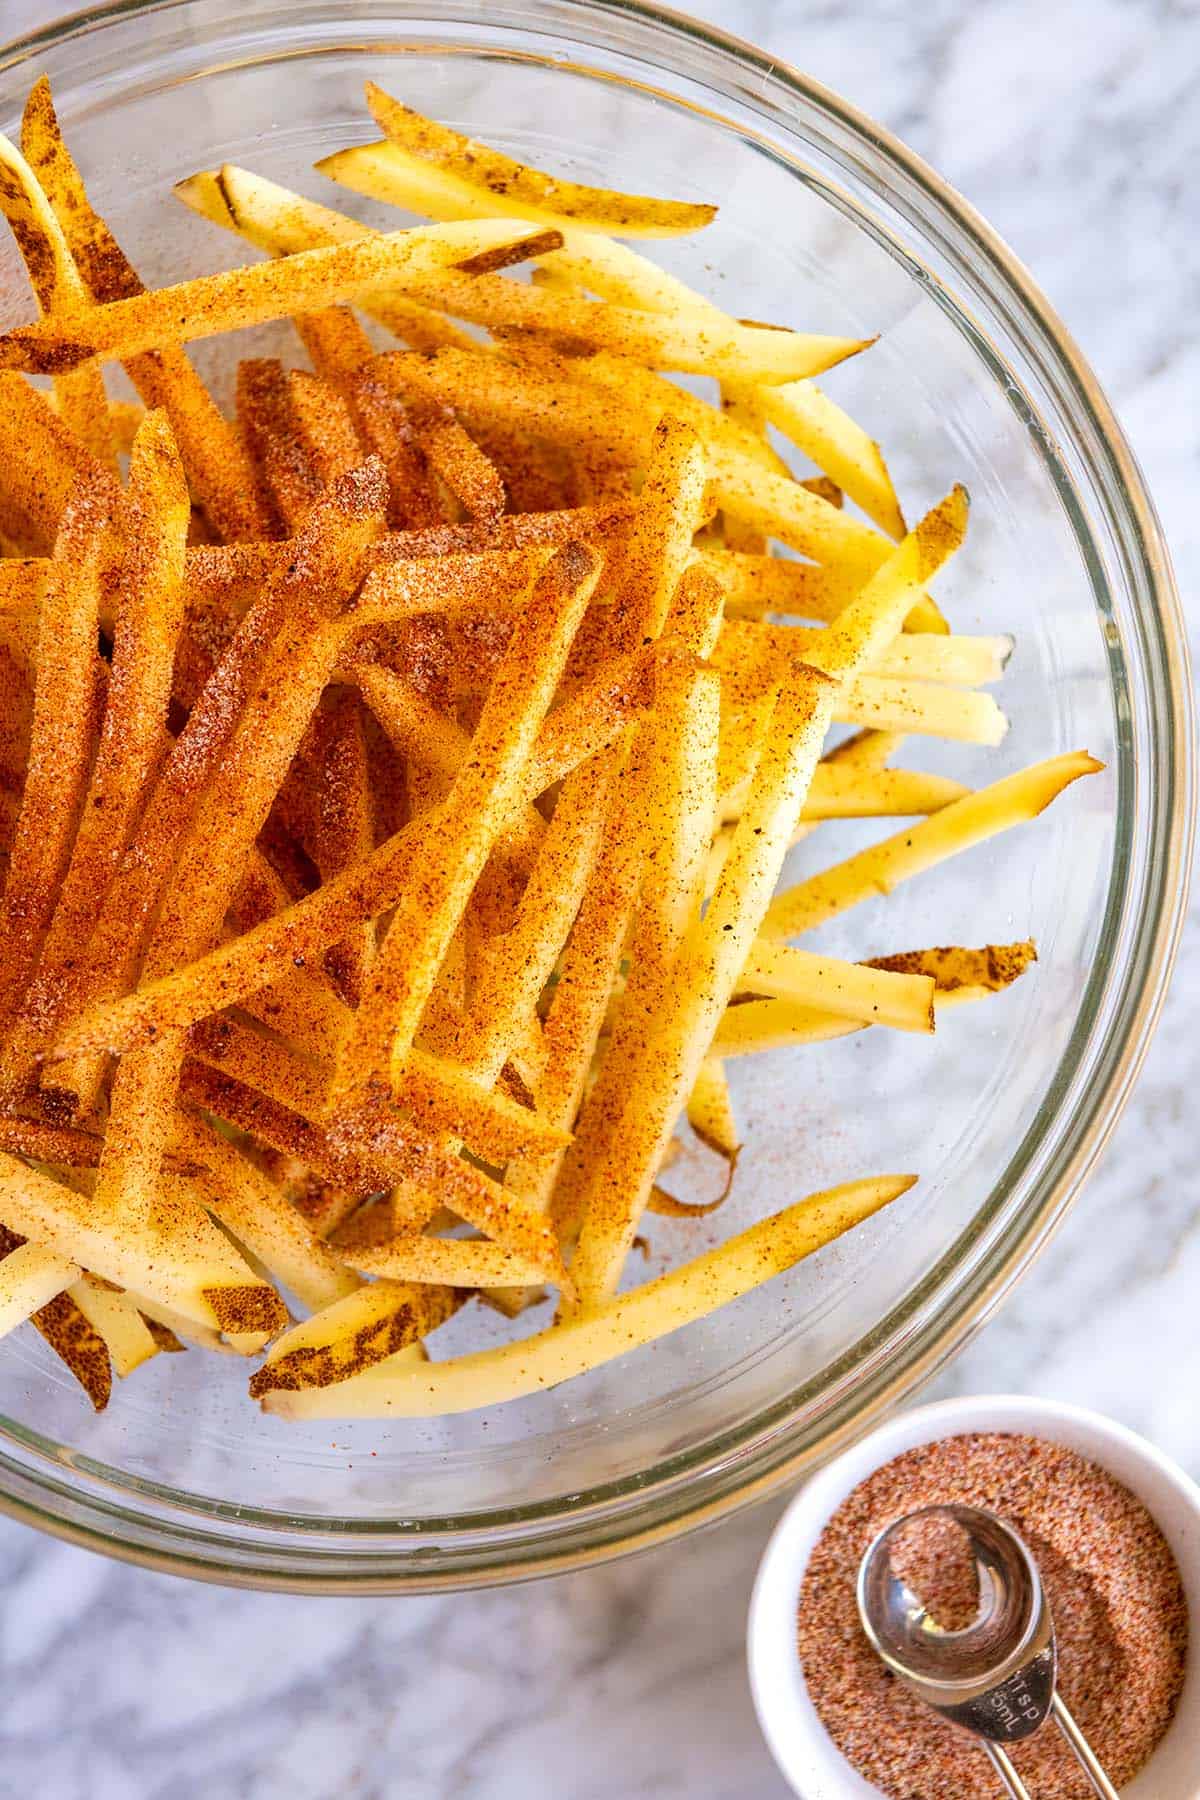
[856,1503,1120,1799]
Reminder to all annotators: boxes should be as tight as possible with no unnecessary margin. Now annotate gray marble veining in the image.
[0,0,1197,1794]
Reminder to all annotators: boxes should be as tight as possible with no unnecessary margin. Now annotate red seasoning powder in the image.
[796,1433,1188,1798]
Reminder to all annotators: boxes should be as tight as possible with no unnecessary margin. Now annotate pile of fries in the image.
[0,78,1098,1420]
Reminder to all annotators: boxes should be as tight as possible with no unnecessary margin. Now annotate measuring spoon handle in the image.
[1052,1693,1121,1799]
[983,1742,1034,1800]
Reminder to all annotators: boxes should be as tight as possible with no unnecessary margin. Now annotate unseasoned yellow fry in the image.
[763,753,1103,940]
[740,940,936,1033]
[714,942,1039,1057]
[686,1058,740,1159]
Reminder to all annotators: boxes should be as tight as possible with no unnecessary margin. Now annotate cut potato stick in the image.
[698,547,858,624]
[799,764,969,819]
[23,78,269,540]
[686,1058,740,1159]
[27,1288,112,1410]
[343,368,443,529]
[567,661,836,1304]
[264,1174,914,1417]
[236,357,316,534]
[328,541,599,1117]
[0,132,114,466]
[181,1058,567,1279]
[838,676,1008,744]
[412,405,505,522]
[720,618,1011,688]
[390,260,872,385]
[375,349,887,576]
[14,413,189,1086]
[758,380,905,538]
[714,942,1039,1056]
[345,1238,549,1288]
[68,1276,160,1377]
[175,163,478,354]
[0,480,108,1054]
[331,83,718,238]
[0,1232,78,1336]
[0,1151,285,1334]
[88,473,387,1232]
[173,1113,358,1313]
[249,1278,461,1395]
[739,940,936,1033]
[763,752,1103,940]
[146,461,386,967]
[0,372,117,555]
[0,219,541,373]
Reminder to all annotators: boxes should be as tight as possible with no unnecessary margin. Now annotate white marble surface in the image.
[0,0,1197,1794]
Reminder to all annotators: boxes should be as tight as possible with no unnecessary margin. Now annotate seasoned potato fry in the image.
[0,75,1102,1423]
[324,82,717,238]
[265,1175,915,1417]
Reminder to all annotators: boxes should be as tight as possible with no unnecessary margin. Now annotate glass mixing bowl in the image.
[0,0,1190,1591]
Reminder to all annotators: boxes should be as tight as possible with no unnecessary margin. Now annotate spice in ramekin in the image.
[796,1432,1188,1798]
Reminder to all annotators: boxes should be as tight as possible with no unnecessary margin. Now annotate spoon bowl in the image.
[857,1503,1118,1798]
[857,1504,1055,1743]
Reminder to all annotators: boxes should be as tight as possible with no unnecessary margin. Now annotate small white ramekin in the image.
[747,1394,1200,1799]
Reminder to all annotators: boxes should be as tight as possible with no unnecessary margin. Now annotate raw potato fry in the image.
[566,662,837,1305]
[22,78,269,541]
[0,372,116,553]
[264,1175,915,1417]
[328,540,599,1118]
[173,1113,358,1313]
[249,1279,461,1395]
[28,1288,112,1410]
[0,1152,284,1335]
[759,380,905,538]
[739,941,936,1033]
[0,75,1103,1424]
[175,164,477,354]
[412,405,505,521]
[330,82,718,238]
[0,1233,79,1336]
[713,943,1039,1057]
[0,133,114,467]
[0,480,108,1056]
[799,764,969,819]
[12,412,189,1087]
[346,1238,550,1288]
[686,1058,740,1160]
[0,219,543,372]
[68,1276,160,1378]
[763,754,1103,940]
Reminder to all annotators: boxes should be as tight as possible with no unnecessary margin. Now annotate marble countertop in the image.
[0,0,1197,1794]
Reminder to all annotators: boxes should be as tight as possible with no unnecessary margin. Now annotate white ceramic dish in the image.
[748,1394,1200,1798]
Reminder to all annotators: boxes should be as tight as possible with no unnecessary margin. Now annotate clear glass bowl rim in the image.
[0,0,1191,1591]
